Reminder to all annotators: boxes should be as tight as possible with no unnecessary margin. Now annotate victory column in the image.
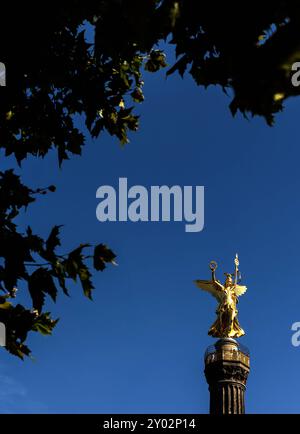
[195,254,250,414]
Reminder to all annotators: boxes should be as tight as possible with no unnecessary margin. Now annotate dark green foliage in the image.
[93,244,117,272]
[1,1,299,358]
[1,2,299,165]
[0,171,116,358]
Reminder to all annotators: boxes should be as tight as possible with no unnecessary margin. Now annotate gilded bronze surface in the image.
[195,254,247,338]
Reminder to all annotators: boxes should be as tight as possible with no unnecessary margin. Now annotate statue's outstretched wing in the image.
[233,284,247,297]
[194,280,223,301]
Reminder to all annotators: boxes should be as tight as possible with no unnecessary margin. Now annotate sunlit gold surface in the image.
[195,254,247,338]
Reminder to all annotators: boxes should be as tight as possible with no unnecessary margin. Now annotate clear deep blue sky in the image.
[1,44,300,414]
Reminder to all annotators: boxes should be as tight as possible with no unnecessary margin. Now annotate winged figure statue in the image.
[194,254,247,338]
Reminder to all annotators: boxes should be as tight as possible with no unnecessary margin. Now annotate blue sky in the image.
[1,47,300,414]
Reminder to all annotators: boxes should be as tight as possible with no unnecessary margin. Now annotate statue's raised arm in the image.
[194,260,224,302]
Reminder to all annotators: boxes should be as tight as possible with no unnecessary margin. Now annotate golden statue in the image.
[194,254,247,338]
